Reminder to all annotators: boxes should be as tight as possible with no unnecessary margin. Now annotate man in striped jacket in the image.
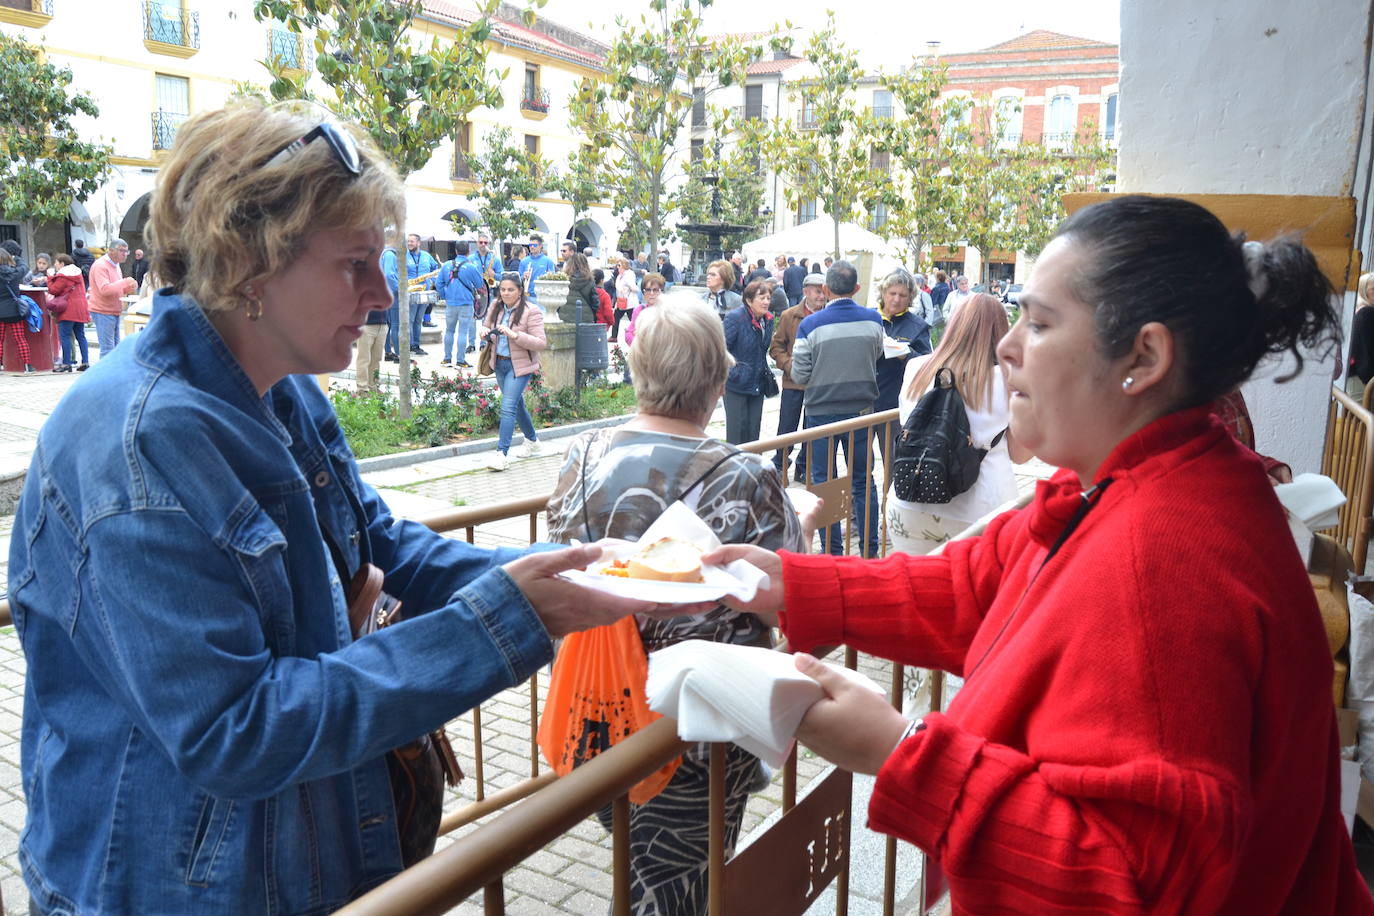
[790,260,884,557]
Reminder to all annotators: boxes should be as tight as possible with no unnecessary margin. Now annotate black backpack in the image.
[891,367,1006,504]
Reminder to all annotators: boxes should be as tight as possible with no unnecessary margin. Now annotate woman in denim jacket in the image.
[7,101,680,916]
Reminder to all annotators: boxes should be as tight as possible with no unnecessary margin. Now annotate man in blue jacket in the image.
[404,233,440,354]
[782,257,807,306]
[465,233,503,355]
[518,234,555,304]
[790,260,884,557]
[439,241,484,368]
[381,244,400,361]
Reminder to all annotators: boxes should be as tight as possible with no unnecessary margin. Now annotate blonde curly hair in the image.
[147,99,405,314]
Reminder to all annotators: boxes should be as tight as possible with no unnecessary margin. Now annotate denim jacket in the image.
[8,291,554,915]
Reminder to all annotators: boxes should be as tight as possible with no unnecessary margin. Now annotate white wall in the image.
[1118,0,1374,475]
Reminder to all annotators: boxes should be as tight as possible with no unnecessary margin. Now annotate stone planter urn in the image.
[533,277,570,323]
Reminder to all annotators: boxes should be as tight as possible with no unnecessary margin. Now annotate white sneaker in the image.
[517,439,543,459]
[487,451,508,471]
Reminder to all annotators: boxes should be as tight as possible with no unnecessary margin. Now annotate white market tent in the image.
[741,220,908,306]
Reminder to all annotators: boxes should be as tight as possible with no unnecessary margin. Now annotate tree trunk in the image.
[648,171,662,267]
[832,214,841,261]
[397,252,412,418]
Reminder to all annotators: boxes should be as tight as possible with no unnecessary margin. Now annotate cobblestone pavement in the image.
[0,323,1054,913]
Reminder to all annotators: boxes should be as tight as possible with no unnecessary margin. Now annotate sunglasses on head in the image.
[500,271,522,280]
[262,122,361,176]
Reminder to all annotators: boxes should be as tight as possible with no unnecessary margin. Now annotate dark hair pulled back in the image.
[1056,195,1341,406]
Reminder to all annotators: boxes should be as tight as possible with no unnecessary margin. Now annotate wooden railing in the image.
[1323,383,1374,573]
[2,411,973,914]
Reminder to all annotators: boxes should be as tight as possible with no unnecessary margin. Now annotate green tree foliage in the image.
[677,120,769,253]
[551,141,615,246]
[253,0,510,415]
[0,33,111,225]
[763,14,883,259]
[1015,124,1115,257]
[567,0,754,259]
[870,61,964,265]
[464,126,546,249]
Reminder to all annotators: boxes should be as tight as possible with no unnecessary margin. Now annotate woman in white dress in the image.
[886,292,1031,555]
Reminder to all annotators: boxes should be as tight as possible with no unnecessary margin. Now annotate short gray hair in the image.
[878,268,916,296]
[627,297,733,420]
[110,238,129,250]
[825,259,859,296]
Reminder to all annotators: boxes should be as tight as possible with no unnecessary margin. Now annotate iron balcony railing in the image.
[871,105,894,119]
[267,27,308,72]
[143,1,199,49]
[797,112,818,130]
[1041,131,1076,149]
[151,110,186,151]
[731,104,770,122]
[519,87,550,113]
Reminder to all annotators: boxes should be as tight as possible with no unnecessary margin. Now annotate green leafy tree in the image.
[869,60,965,266]
[764,15,882,259]
[551,142,615,250]
[1015,123,1115,257]
[464,126,546,251]
[253,0,508,415]
[567,0,755,260]
[0,33,111,228]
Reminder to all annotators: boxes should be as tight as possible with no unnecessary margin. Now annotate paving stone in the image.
[562,889,613,913]
[504,894,570,916]
[554,860,612,891]
[503,868,576,903]
[548,834,613,870]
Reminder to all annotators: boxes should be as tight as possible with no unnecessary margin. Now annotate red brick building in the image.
[932,31,1120,281]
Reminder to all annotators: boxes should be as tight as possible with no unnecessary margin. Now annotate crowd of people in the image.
[9,97,1372,915]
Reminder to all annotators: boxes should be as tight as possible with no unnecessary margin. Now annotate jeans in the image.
[445,303,474,362]
[408,296,425,349]
[59,319,89,366]
[385,301,400,355]
[806,411,880,557]
[92,312,120,358]
[773,387,806,475]
[495,358,537,453]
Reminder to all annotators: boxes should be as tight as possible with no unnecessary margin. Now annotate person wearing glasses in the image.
[518,234,555,304]
[622,271,664,347]
[485,271,547,470]
[7,101,687,915]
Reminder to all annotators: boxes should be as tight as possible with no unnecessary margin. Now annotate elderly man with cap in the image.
[768,271,828,479]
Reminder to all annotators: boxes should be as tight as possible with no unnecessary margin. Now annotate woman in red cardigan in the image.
[709,195,1372,914]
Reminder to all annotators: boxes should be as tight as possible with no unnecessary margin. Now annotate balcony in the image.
[731,104,770,122]
[143,2,199,57]
[872,105,894,120]
[1041,131,1075,150]
[151,110,187,151]
[0,0,54,28]
[519,87,550,118]
[266,27,308,74]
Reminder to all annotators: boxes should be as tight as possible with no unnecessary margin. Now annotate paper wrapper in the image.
[882,337,910,359]
[647,641,886,767]
[558,501,769,604]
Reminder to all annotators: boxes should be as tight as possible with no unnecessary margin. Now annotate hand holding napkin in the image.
[646,640,885,767]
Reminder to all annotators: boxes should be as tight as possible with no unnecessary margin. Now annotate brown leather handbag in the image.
[346,563,463,867]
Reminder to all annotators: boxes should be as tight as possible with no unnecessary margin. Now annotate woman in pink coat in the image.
[46,253,91,372]
[485,273,547,471]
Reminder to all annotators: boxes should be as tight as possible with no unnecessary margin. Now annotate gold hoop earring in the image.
[244,287,263,321]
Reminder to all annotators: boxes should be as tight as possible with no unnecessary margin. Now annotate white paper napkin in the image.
[559,501,769,603]
[881,337,909,359]
[1275,472,1346,530]
[646,640,885,767]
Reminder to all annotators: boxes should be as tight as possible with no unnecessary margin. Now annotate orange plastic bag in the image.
[537,615,681,804]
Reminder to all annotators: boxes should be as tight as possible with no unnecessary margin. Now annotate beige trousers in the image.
[354,324,386,395]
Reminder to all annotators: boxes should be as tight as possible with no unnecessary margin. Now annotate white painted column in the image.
[1118,0,1374,474]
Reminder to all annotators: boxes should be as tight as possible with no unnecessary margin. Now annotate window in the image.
[152,74,189,151]
[872,89,893,120]
[0,1,54,28]
[869,201,888,232]
[799,95,817,129]
[1104,92,1118,140]
[869,149,890,173]
[1045,94,1074,147]
[525,134,540,157]
[690,138,704,163]
[744,85,763,120]
[995,96,1023,146]
[144,1,200,54]
[798,198,817,224]
[520,63,548,114]
[452,121,472,180]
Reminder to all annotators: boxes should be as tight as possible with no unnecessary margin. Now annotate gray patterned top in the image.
[547,427,806,651]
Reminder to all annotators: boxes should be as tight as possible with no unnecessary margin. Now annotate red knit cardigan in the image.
[780,407,1373,914]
